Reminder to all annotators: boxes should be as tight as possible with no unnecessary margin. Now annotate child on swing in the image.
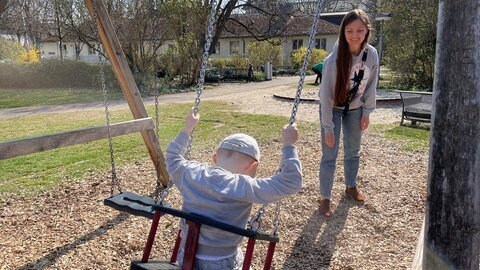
[165,108,303,270]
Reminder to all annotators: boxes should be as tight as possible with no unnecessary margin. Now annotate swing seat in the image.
[104,191,164,219]
[153,204,280,242]
[132,204,279,270]
[131,260,179,270]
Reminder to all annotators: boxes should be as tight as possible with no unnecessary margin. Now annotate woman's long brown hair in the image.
[334,9,371,105]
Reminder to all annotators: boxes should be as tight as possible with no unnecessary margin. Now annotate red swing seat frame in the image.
[131,203,279,270]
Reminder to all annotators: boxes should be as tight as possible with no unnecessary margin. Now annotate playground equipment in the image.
[0,0,325,268]
[90,0,326,268]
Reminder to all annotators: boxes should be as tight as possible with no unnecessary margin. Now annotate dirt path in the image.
[0,75,402,125]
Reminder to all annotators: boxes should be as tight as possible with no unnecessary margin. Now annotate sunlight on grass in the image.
[0,88,125,109]
[372,123,430,151]
[0,101,290,195]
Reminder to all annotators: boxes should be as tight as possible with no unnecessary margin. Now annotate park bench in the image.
[274,66,298,76]
[205,69,224,85]
[395,90,433,125]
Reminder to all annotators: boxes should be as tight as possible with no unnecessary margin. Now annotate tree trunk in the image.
[0,0,8,16]
[423,0,480,269]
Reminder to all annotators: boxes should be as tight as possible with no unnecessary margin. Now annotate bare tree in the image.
[48,0,70,60]
[0,0,8,16]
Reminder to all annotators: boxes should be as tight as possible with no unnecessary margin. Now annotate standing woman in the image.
[318,9,379,217]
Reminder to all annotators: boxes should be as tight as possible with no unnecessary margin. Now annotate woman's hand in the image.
[325,132,335,148]
[361,116,370,131]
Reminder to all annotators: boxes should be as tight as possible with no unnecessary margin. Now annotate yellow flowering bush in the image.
[290,47,327,69]
[18,48,40,63]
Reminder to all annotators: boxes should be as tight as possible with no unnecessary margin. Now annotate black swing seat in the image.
[153,204,280,242]
[104,192,164,219]
[130,204,280,270]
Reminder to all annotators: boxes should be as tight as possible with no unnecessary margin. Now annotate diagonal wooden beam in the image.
[0,118,154,160]
[84,0,169,186]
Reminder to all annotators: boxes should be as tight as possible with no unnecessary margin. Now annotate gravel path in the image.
[0,75,403,125]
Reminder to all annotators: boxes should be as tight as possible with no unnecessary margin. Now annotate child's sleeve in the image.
[165,131,199,187]
[361,47,379,117]
[319,57,336,134]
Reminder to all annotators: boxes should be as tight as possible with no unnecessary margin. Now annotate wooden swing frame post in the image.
[83,0,169,186]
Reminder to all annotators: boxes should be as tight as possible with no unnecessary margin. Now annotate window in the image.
[315,38,326,50]
[292,39,303,50]
[230,41,240,54]
[214,42,220,54]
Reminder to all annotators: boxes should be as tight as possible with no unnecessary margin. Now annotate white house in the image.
[206,13,341,64]
[39,36,98,62]
[37,12,344,65]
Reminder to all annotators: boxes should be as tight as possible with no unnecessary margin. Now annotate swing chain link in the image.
[251,0,325,234]
[248,204,266,231]
[158,181,174,205]
[185,0,218,159]
[271,201,281,236]
[92,1,121,195]
[289,0,325,125]
[151,0,164,201]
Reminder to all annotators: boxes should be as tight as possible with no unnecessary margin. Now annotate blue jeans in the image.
[319,107,363,199]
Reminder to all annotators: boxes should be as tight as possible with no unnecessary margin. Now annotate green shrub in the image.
[253,72,265,81]
[247,40,283,68]
[0,38,23,62]
[209,58,228,68]
[0,60,118,89]
[229,54,249,68]
[209,56,249,68]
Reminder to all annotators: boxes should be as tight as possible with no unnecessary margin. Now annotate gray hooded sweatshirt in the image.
[319,44,379,134]
[165,131,302,258]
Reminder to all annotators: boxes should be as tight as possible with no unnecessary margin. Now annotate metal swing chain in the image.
[151,1,179,204]
[92,2,121,195]
[156,0,218,204]
[184,0,218,159]
[249,0,325,235]
[150,0,165,201]
[289,0,324,125]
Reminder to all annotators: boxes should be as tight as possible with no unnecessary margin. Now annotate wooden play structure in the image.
[0,0,169,190]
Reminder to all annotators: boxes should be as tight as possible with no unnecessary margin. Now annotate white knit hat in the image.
[218,133,260,161]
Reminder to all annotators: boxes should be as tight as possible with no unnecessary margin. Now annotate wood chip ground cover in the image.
[0,127,427,270]
[0,79,426,269]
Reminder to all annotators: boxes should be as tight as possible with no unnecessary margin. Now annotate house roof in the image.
[221,12,340,39]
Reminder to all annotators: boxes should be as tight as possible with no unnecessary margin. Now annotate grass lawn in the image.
[0,85,431,195]
[385,124,430,151]
[0,88,125,108]
[0,101,292,194]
